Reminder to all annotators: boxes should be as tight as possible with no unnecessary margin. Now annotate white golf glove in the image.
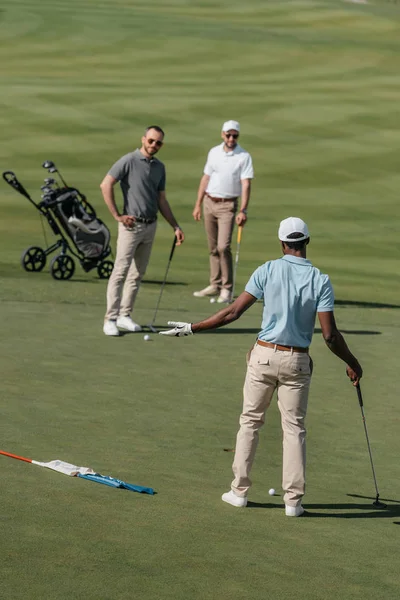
[159,321,193,337]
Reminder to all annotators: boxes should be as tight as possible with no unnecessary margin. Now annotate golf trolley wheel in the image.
[50,254,75,280]
[97,259,114,279]
[21,246,46,272]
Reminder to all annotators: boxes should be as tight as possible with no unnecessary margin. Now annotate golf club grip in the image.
[356,384,363,407]
[169,236,177,261]
[237,225,243,245]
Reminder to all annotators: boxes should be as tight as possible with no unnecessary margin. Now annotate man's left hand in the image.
[175,227,185,245]
[159,321,193,337]
[236,212,247,226]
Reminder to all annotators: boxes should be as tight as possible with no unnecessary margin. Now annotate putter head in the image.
[147,324,158,333]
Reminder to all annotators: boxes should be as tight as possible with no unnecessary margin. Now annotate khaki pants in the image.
[203,195,237,292]
[231,343,313,506]
[105,221,157,320]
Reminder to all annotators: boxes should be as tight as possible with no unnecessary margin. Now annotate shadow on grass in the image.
[203,328,381,335]
[336,299,400,309]
[314,328,381,336]
[248,495,400,519]
[143,279,187,286]
[347,493,400,504]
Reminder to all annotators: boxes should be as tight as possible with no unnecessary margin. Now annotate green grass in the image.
[1,1,400,599]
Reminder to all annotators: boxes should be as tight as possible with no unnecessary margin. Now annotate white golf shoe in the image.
[103,320,120,336]
[116,316,142,333]
[216,289,232,304]
[221,490,248,507]
[193,285,219,298]
[285,504,305,517]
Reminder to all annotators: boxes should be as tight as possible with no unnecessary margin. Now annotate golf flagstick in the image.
[0,450,154,494]
[147,236,177,332]
[355,384,387,509]
[232,225,243,301]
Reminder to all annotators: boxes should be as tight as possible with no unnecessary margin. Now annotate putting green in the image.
[1,1,399,599]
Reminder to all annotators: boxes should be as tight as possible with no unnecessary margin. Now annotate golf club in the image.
[42,160,68,187]
[355,383,387,509]
[232,225,243,301]
[147,236,177,332]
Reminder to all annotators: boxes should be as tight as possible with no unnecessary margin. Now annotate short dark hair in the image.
[284,232,309,250]
[145,125,165,137]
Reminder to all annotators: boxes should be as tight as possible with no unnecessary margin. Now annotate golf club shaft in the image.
[356,384,380,498]
[232,225,243,300]
[150,236,177,327]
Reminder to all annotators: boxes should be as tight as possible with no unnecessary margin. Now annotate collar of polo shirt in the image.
[220,142,240,156]
[282,255,312,266]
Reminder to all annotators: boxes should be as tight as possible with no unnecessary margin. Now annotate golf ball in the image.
[268,488,276,496]
[144,334,150,341]
[210,297,216,304]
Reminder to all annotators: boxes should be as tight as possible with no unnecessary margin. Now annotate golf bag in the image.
[2,161,113,280]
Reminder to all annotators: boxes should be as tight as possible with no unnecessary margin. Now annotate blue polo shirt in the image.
[245,255,334,348]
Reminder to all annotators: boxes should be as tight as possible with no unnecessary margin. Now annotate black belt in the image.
[133,216,157,224]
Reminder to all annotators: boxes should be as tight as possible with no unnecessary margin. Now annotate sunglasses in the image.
[225,133,239,139]
[147,139,163,147]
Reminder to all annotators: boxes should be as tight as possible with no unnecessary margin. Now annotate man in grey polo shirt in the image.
[160,217,363,516]
[101,126,184,336]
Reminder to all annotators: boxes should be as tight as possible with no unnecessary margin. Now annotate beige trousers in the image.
[231,343,313,506]
[203,196,237,292]
[105,221,157,320]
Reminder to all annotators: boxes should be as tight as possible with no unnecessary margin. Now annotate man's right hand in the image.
[159,322,193,337]
[117,215,135,229]
[192,205,202,221]
[346,364,363,386]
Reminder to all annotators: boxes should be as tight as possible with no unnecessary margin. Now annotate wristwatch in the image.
[240,209,247,215]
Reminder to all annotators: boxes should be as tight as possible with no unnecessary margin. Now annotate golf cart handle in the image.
[3,171,17,184]
[2,170,35,204]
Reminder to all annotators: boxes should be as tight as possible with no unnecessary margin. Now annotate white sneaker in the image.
[193,285,219,298]
[285,504,305,517]
[103,320,120,336]
[216,289,232,304]
[221,490,248,507]
[116,316,142,333]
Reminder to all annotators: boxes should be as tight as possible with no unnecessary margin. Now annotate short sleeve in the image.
[317,275,335,312]
[203,149,214,176]
[240,153,254,180]
[245,265,266,299]
[158,165,166,191]
[108,154,130,181]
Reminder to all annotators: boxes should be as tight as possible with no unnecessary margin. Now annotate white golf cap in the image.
[278,217,310,242]
[222,120,240,132]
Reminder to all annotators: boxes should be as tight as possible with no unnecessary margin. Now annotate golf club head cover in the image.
[159,321,193,337]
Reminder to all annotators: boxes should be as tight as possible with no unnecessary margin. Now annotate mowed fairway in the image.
[1,1,400,599]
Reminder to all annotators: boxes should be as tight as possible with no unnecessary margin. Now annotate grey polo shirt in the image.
[108,148,166,220]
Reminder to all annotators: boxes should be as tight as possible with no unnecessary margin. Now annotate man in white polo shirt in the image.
[160,217,363,516]
[192,120,254,303]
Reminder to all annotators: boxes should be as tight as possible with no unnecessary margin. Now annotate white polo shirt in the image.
[204,143,254,198]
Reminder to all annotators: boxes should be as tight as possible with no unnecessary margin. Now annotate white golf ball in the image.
[268,488,276,496]
[144,334,150,341]
[210,297,216,304]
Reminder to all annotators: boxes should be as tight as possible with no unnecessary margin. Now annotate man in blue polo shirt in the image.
[160,216,363,516]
